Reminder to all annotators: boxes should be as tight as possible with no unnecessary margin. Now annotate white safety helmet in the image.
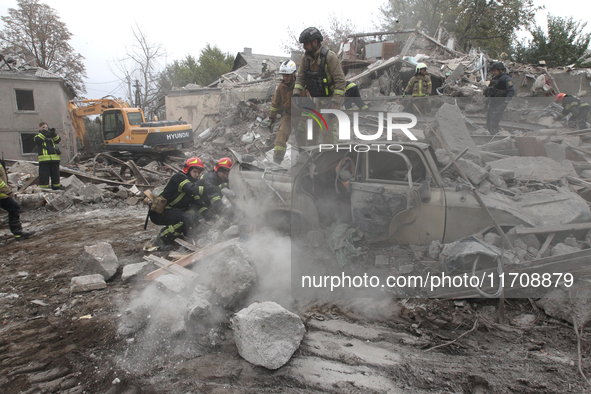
[279,60,297,74]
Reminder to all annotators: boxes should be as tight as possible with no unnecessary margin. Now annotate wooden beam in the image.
[123,160,150,186]
[144,255,198,280]
[58,167,151,188]
[144,237,240,281]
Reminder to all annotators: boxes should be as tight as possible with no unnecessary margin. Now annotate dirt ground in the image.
[1,203,590,393]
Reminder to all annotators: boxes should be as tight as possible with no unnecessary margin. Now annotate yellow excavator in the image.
[68,98,194,163]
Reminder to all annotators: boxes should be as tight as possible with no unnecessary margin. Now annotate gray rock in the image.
[185,285,213,330]
[478,179,491,194]
[514,238,529,252]
[70,274,106,293]
[46,194,72,211]
[550,243,581,256]
[487,171,508,189]
[78,184,103,203]
[222,225,240,239]
[75,242,119,281]
[489,156,577,182]
[490,168,514,181]
[457,158,489,185]
[231,301,305,369]
[484,233,502,247]
[374,255,389,268]
[564,236,580,248]
[121,262,149,283]
[427,240,443,260]
[537,285,591,325]
[399,264,414,274]
[62,175,84,192]
[545,142,566,162]
[154,274,187,294]
[117,305,150,336]
[210,256,256,309]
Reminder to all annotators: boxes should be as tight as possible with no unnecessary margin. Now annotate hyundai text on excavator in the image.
[68,98,194,163]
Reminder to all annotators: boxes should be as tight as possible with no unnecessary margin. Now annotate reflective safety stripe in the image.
[199,186,204,195]
[168,192,186,207]
[162,222,184,237]
[346,83,356,91]
[198,207,207,213]
[333,89,344,96]
[0,193,7,198]
[178,179,189,192]
[0,180,5,188]
[210,196,221,202]
[274,146,286,151]
[270,106,279,111]
[295,84,304,90]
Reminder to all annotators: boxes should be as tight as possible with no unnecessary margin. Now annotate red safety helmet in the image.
[214,157,233,172]
[555,93,567,102]
[182,157,204,174]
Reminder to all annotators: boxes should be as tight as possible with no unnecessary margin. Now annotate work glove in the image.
[261,118,275,129]
[402,92,406,98]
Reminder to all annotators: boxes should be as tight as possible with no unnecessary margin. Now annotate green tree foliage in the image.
[196,44,234,86]
[283,15,357,54]
[513,15,591,67]
[378,0,540,56]
[0,0,87,95]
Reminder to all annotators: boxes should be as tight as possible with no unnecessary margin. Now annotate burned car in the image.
[229,142,591,244]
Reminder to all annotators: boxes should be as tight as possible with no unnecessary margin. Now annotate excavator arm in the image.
[67,98,131,154]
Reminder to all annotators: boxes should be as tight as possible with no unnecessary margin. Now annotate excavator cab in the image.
[103,110,126,141]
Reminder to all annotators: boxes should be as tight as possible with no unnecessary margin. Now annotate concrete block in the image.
[490,168,514,181]
[46,194,73,211]
[427,103,482,164]
[374,255,389,268]
[121,262,149,283]
[78,184,102,203]
[70,274,106,293]
[487,171,507,189]
[550,243,581,256]
[231,301,305,369]
[75,242,119,281]
[457,158,489,185]
[544,142,566,162]
[62,175,84,192]
[154,274,187,294]
[484,233,502,247]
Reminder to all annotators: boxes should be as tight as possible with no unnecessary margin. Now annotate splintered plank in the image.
[144,255,198,280]
[144,237,240,281]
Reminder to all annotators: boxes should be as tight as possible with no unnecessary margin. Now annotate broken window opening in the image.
[367,150,427,184]
[20,132,37,154]
[15,89,35,111]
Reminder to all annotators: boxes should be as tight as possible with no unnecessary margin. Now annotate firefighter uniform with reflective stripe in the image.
[200,170,228,189]
[344,81,368,110]
[149,172,224,245]
[270,76,296,162]
[404,74,432,97]
[558,95,590,129]
[34,129,61,189]
[294,45,346,144]
[0,162,29,240]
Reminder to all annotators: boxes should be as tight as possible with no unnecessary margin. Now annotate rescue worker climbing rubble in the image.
[403,63,432,115]
[293,27,346,145]
[268,60,298,164]
[554,93,590,130]
[149,157,224,250]
[484,61,514,135]
[0,160,35,242]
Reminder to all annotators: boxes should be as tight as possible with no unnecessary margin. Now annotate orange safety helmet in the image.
[182,157,204,173]
[214,157,233,172]
[555,93,567,102]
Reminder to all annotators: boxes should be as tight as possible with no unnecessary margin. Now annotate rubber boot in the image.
[14,231,36,241]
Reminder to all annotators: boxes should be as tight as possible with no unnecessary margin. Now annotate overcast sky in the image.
[0,0,589,99]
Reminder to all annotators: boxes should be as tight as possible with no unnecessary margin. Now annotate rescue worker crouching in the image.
[484,61,515,135]
[149,157,224,250]
[403,63,432,115]
[268,60,297,164]
[200,157,233,189]
[554,93,590,130]
[293,27,346,145]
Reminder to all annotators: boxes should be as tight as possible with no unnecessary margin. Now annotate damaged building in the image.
[0,54,77,162]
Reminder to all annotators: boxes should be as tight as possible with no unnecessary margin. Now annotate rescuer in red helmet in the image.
[148,157,224,250]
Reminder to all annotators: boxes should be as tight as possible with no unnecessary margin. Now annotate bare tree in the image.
[0,0,87,95]
[282,14,358,55]
[112,25,166,119]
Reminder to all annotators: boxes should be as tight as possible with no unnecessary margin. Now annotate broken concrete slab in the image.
[490,168,514,181]
[61,175,84,192]
[77,184,103,203]
[550,243,581,256]
[231,301,305,369]
[154,274,187,294]
[121,262,150,283]
[45,194,73,211]
[70,274,107,293]
[544,142,566,162]
[8,161,38,176]
[185,285,213,331]
[489,156,577,181]
[457,158,489,185]
[427,240,443,260]
[536,285,591,326]
[209,256,256,309]
[222,225,240,239]
[374,255,389,268]
[75,242,120,281]
[487,170,507,189]
[428,103,482,164]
